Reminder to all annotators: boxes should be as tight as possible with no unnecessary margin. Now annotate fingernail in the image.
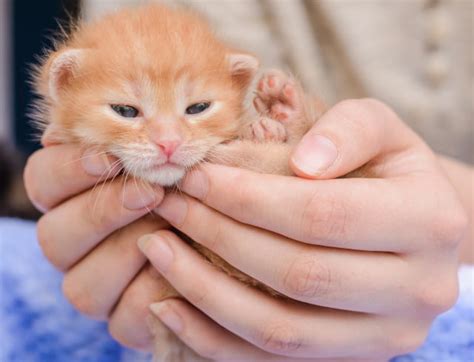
[291,134,338,175]
[81,148,115,177]
[149,302,183,334]
[180,169,208,200]
[154,194,187,226]
[137,234,173,272]
[137,234,153,252]
[123,182,162,210]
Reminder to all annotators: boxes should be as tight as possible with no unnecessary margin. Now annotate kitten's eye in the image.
[111,104,139,118]
[185,102,211,115]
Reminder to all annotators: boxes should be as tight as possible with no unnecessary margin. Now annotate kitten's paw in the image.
[253,70,303,122]
[244,116,287,142]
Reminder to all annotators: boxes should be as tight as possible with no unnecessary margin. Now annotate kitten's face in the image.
[60,57,244,186]
[44,50,256,186]
[38,6,258,186]
[106,74,239,186]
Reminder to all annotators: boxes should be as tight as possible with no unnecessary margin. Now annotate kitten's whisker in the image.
[89,158,122,200]
[60,150,110,168]
[120,165,133,215]
[129,162,156,216]
[91,158,123,217]
[132,166,148,212]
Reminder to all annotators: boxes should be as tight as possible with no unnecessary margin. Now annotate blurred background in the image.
[0,0,80,219]
[0,0,472,220]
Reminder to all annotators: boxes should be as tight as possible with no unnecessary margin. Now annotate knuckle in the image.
[62,274,107,319]
[413,275,459,315]
[334,98,363,114]
[397,331,428,355]
[360,97,391,113]
[207,219,225,252]
[358,98,395,120]
[281,254,331,300]
[230,173,255,221]
[36,216,63,269]
[108,278,172,350]
[182,279,210,308]
[257,321,302,355]
[430,206,469,248]
[335,98,385,120]
[302,190,349,244]
[384,324,429,355]
[83,191,117,233]
[333,98,394,140]
[108,318,152,351]
[24,154,48,211]
[127,290,156,320]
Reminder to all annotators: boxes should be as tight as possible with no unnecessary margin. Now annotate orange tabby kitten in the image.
[33,4,323,361]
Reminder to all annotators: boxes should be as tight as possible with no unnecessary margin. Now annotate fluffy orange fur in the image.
[33,4,323,361]
[34,5,262,186]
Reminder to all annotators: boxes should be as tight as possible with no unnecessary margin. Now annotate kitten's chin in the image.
[138,164,186,187]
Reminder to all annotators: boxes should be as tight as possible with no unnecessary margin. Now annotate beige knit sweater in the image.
[84,0,473,163]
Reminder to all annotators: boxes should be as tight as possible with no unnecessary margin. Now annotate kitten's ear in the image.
[227,53,259,88]
[47,48,85,102]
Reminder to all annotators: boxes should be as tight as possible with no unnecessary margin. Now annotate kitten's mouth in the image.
[150,161,182,171]
[137,161,186,187]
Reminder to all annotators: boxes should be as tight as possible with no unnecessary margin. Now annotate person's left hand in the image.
[138,99,466,360]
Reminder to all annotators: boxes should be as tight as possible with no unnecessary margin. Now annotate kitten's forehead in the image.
[174,72,222,107]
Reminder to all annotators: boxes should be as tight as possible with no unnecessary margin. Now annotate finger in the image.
[289,98,423,179]
[150,300,386,362]
[37,178,163,270]
[139,231,406,359]
[150,299,308,361]
[179,165,429,252]
[62,216,167,319]
[24,144,120,211]
[155,194,411,314]
[108,264,176,351]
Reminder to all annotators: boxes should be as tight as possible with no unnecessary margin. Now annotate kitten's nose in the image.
[157,140,181,158]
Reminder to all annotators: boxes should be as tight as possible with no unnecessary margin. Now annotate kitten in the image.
[32,5,323,361]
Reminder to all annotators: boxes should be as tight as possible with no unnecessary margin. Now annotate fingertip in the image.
[81,147,119,178]
[137,234,155,253]
[149,301,184,334]
[154,193,188,226]
[137,233,174,273]
[122,181,163,211]
[179,168,209,200]
[289,156,319,179]
[23,152,48,212]
[290,133,338,179]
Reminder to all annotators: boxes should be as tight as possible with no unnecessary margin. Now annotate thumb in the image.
[290,98,414,179]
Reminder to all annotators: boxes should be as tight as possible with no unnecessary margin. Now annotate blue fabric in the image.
[1,217,473,361]
[0,218,149,362]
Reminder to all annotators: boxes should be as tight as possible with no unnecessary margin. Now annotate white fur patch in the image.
[142,164,186,186]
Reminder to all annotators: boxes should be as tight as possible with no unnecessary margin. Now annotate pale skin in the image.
[24,99,472,360]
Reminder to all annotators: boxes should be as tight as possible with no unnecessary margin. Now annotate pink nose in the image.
[157,140,181,158]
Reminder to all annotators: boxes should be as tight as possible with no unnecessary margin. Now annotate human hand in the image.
[139,99,468,360]
[24,144,167,350]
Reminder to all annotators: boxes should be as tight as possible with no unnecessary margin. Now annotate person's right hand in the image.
[24,144,166,350]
